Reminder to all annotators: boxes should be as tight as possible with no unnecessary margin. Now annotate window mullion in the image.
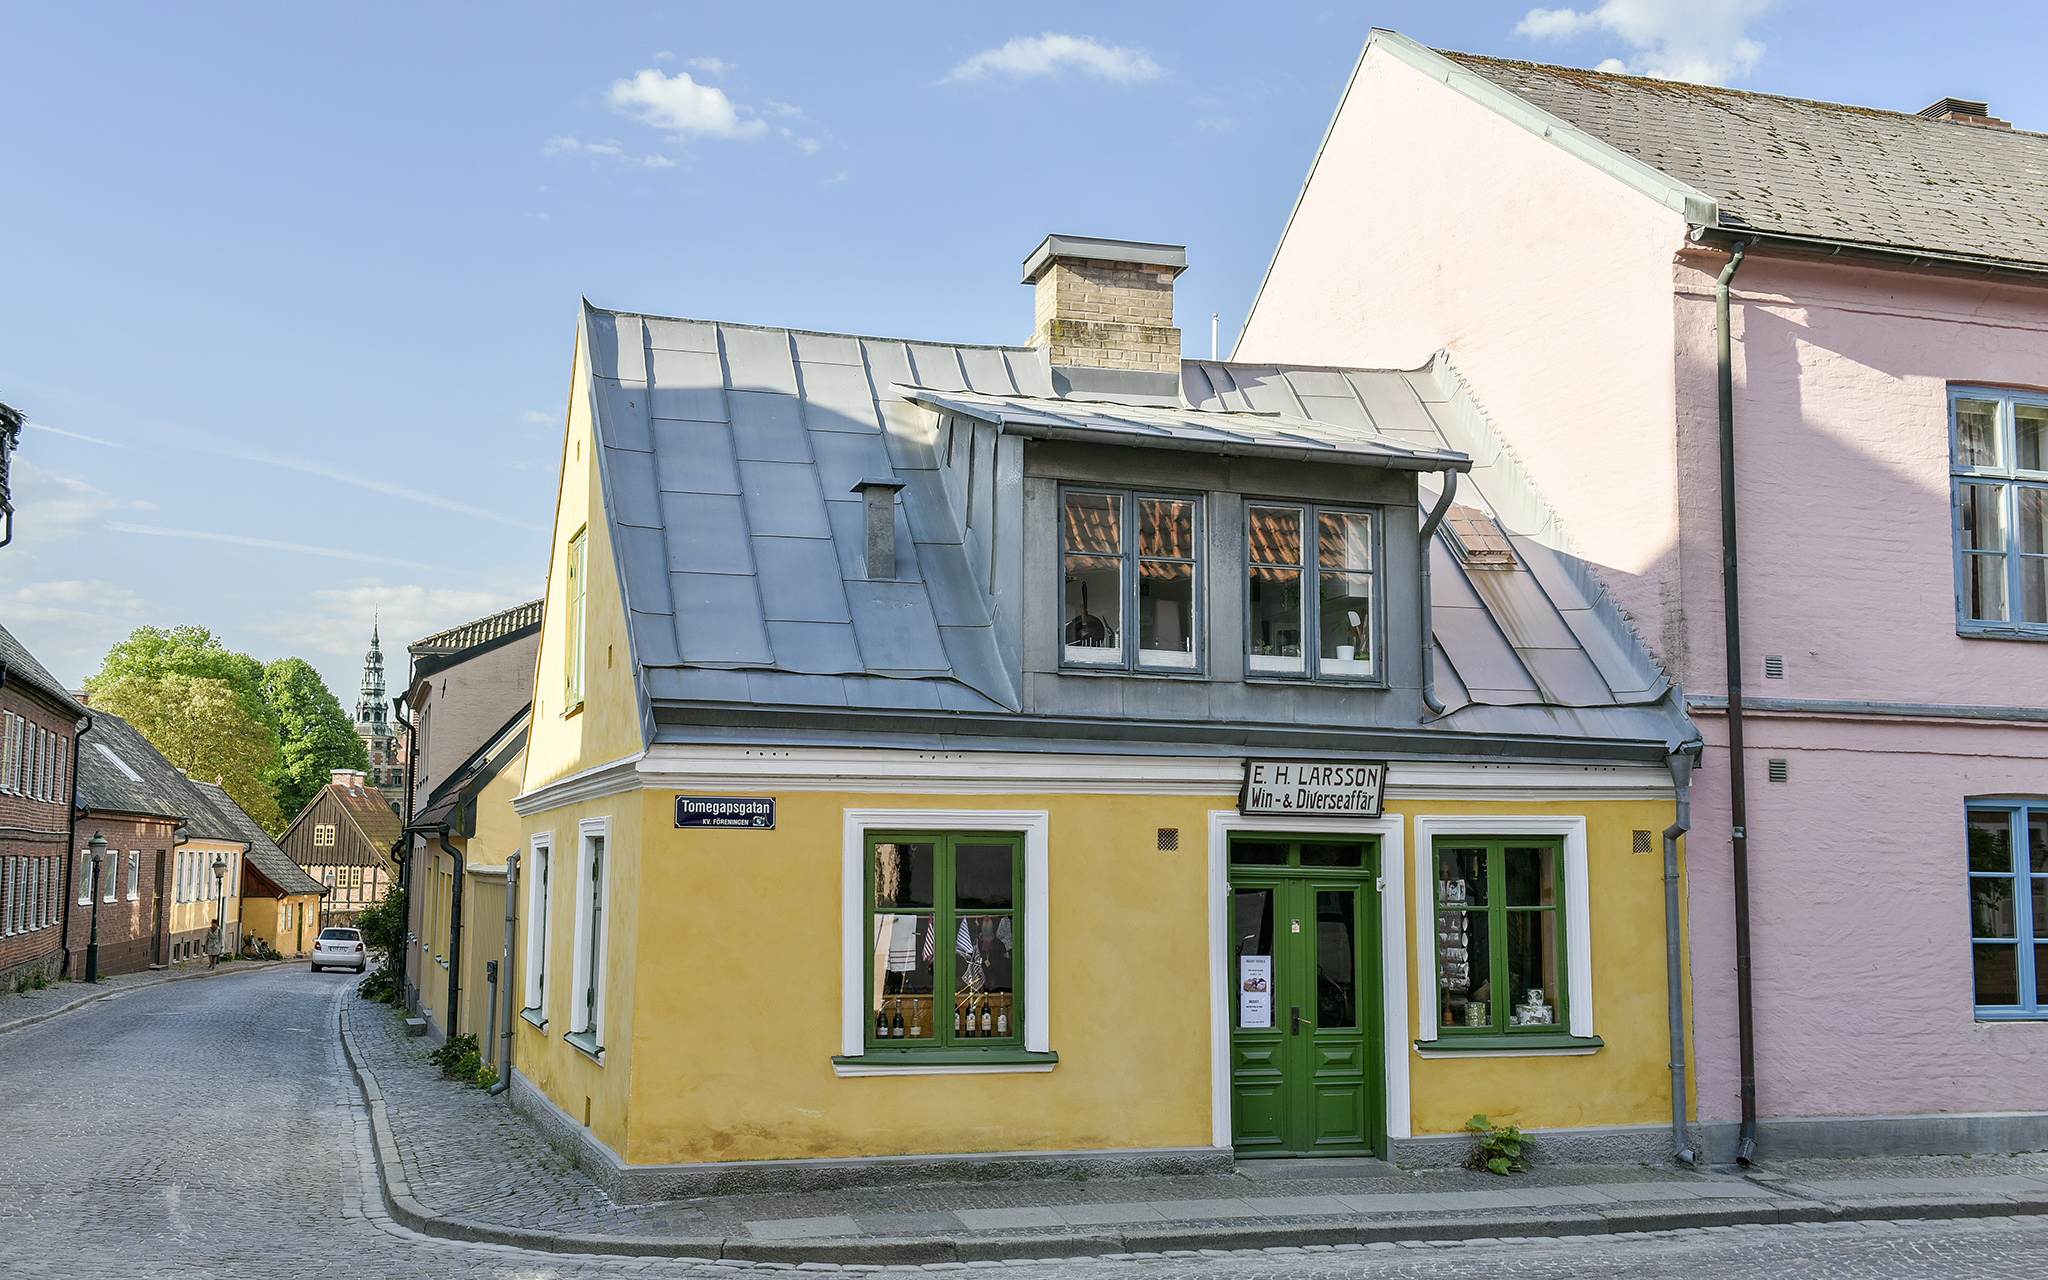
[937,835,956,1045]
[1487,841,1507,1033]
[1124,496,1140,669]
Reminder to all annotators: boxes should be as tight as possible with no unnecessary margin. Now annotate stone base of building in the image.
[507,1069,1234,1203]
[1694,1111,2048,1162]
[1,944,64,993]
[1392,1122,1682,1169]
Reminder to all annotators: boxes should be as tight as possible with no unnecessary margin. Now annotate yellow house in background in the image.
[501,239,1701,1197]
[189,781,326,958]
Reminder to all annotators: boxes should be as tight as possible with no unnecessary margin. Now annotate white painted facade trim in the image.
[568,816,611,1062]
[515,743,1672,803]
[512,750,645,816]
[1205,809,1409,1151]
[522,831,554,1018]
[837,808,1053,1076]
[1410,815,1594,1045]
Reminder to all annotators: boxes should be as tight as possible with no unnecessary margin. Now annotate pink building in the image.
[1240,30,2048,1161]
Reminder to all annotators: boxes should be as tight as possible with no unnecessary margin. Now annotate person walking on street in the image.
[204,923,222,969]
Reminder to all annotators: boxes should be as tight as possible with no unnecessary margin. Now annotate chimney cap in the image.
[1023,234,1187,285]
[1917,97,2010,128]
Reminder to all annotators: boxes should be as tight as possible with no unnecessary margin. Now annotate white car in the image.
[311,927,368,973]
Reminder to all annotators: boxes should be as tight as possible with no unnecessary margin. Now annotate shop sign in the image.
[1239,757,1386,818]
[675,796,776,829]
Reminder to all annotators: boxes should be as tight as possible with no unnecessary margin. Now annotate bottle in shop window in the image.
[980,1000,992,1035]
[891,1000,905,1039]
[996,1001,1009,1037]
[909,999,922,1038]
[954,1004,964,1037]
[876,1003,890,1041]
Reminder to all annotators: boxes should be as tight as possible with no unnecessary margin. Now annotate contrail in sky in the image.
[106,522,450,571]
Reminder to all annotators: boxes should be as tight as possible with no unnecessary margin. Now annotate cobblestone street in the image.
[2,966,2046,1279]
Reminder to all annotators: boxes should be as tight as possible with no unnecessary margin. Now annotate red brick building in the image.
[0,623,86,990]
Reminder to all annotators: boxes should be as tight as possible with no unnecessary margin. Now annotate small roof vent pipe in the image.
[851,479,906,580]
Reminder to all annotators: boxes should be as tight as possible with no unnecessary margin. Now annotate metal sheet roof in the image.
[582,302,1684,748]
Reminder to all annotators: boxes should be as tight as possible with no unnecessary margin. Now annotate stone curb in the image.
[334,999,2048,1265]
[0,959,298,1036]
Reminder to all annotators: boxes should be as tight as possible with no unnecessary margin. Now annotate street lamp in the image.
[212,853,228,966]
[83,832,107,983]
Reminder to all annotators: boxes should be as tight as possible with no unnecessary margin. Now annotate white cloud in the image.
[4,459,150,545]
[544,136,675,168]
[2,580,154,686]
[607,68,767,140]
[1516,0,1774,84]
[258,584,530,663]
[686,56,729,76]
[25,419,121,447]
[944,33,1163,85]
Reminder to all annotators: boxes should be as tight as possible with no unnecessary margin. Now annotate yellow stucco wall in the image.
[511,792,644,1157]
[509,784,1685,1166]
[524,329,646,793]
[172,840,244,942]
[242,892,320,956]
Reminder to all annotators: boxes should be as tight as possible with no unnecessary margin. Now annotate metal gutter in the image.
[1418,474,1458,718]
[1715,239,1760,1166]
[1694,227,2048,286]
[1663,742,1702,1166]
[1687,695,2048,725]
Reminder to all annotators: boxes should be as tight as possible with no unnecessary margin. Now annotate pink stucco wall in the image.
[1244,41,2048,1127]
[1236,43,1694,661]
[1675,252,2048,1121]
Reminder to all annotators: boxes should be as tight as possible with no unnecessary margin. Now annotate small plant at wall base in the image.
[427,1033,496,1088]
[1464,1114,1529,1175]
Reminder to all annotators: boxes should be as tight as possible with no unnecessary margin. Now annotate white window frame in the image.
[1411,815,1594,1053]
[1204,808,1407,1149]
[566,818,609,1058]
[127,850,140,900]
[836,808,1052,1076]
[522,833,554,1024]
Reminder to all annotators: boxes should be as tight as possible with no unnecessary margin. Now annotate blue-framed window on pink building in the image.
[1968,803,2048,1019]
[1951,387,2048,637]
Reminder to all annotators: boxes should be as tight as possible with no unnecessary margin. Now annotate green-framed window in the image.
[866,831,1022,1049]
[1968,803,2048,1019]
[1433,837,1566,1036]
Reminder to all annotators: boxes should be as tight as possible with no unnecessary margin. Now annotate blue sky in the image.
[4,1,2044,702]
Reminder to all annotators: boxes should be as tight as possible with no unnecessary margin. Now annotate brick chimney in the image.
[1023,234,1187,402]
[330,768,366,788]
[1917,97,2012,130]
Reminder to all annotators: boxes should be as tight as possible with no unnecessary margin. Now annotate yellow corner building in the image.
[500,237,1701,1196]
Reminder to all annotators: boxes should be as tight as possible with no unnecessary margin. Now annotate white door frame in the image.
[1207,810,1409,1151]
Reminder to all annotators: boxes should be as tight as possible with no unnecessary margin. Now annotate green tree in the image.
[262,657,370,825]
[88,674,284,832]
[87,625,275,735]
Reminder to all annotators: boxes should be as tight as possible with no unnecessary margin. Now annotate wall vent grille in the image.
[1157,827,1180,851]
[1763,655,1785,679]
[1767,759,1790,783]
[1632,830,1653,853]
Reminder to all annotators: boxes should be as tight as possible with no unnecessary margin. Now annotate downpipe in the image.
[1664,743,1701,1166]
[1716,239,1762,1166]
[1418,472,1459,720]
[490,851,519,1096]
[437,831,464,1039]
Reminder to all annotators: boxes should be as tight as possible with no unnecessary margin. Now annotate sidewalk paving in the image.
[338,993,2048,1265]
[0,957,292,1035]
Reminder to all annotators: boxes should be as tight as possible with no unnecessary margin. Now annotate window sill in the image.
[1973,1008,2048,1021]
[1243,674,1388,689]
[519,1007,548,1031]
[566,1028,604,1061]
[831,1048,1059,1077]
[1958,625,2048,643]
[1055,664,1210,680]
[561,701,584,720]
[1415,1033,1603,1058]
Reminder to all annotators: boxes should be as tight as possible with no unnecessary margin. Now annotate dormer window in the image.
[1248,504,1377,681]
[1061,488,1201,672]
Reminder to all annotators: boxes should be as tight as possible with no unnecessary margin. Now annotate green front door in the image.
[1229,836,1382,1158]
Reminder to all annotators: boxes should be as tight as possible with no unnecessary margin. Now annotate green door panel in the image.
[1228,840,1382,1158]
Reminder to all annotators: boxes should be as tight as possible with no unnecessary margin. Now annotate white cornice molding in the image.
[513,745,1672,812]
[511,750,645,816]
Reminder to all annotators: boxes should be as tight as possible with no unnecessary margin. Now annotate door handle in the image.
[1291,1006,1304,1036]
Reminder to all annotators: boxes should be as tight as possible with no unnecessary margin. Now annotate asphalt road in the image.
[2,965,2045,1279]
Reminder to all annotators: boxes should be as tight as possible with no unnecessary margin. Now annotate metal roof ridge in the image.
[582,306,1043,358]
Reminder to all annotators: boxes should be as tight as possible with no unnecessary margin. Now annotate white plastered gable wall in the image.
[1236,34,1698,656]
